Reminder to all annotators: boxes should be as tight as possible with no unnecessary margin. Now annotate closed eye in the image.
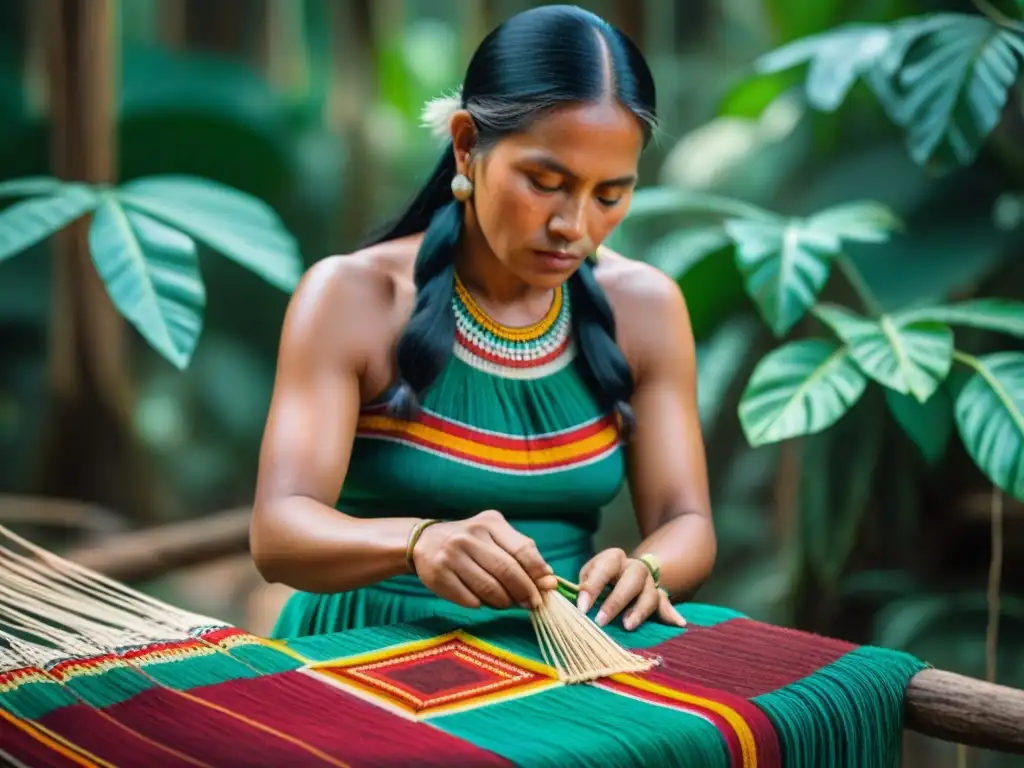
[529,176,561,194]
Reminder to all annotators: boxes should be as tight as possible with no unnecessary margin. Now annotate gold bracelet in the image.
[635,553,661,587]
[405,519,440,574]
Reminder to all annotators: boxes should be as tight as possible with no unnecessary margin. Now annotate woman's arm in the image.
[250,253,557,607]
[250,256,421,593]
[622,270,716,599]
[577,257,715,628]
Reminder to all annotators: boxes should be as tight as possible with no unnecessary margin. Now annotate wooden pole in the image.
[906,669,1024,754]
[65,507,252,582]
[37,0,162,522]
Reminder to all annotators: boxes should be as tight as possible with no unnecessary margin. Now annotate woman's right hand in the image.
[412,509,559,610]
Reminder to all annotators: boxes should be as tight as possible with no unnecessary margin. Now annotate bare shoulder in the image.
[591,245,695,380]
[279,235,420,366]
[592,245,691,326]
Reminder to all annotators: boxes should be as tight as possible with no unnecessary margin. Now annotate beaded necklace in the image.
[452,273,575,377]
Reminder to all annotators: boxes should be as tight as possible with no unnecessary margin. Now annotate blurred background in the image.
[1,1,1023,765]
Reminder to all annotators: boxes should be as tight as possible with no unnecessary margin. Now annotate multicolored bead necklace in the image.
[452,272,575,378]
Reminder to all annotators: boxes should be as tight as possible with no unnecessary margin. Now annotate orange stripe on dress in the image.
[355,412,620,470]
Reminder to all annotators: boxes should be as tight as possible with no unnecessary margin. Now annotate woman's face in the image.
[454,100,644,288]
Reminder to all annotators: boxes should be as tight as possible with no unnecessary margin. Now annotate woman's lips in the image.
[533,250,578,270]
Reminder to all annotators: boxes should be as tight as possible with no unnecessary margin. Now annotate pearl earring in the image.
[451,173,474,202]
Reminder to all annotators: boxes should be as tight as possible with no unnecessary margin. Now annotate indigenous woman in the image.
[251,4,716,640]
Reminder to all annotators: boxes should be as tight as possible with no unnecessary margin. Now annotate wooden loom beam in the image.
[58,508,1024,755]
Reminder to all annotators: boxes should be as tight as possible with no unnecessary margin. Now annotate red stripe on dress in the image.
[359,410,617,452]
[455,326,571,369]
[356,424,618,471]
[650,618,856,698]
[360,409,614,450]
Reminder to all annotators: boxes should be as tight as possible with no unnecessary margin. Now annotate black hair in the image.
[362,5,657,439]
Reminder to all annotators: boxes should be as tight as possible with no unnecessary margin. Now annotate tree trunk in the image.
[35,0,159,523]
[328,0,379,249]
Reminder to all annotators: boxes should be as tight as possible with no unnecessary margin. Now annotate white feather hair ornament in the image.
[420,86,464,140]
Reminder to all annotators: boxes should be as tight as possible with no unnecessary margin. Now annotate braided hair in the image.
[360,5,657,438]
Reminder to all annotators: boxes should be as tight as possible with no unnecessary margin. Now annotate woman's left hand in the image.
[576,548,687,631]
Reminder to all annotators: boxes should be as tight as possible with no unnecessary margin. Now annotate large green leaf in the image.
[889,14,1024,166]
[753,23,899,111]
[116,176,302,292]
[898,298,1024,338]
[754,14,1024,168]
[814,303,953,402]
[727,217,832,337]
[955,352,1024,500]
[800,201,903,243]
[89,197,205,370]
[885,386,954,465]
[0,176,65,199]
[738,339,868,446]
[726,201,900,337]
[0,184,99,264]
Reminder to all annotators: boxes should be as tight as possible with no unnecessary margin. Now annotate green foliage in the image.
[0,184,99,264]
[625,183,1024,503]
[0,175,302,370]
[726,202,900,336]
[812,304,953,402]
[954,351,1024,499]
[738,339,868,445]
[754,10,1024,168]
[883,386,953,465]
[89,199,205,370]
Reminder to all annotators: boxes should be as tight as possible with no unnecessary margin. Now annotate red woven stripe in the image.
[194,626,250,645]
[597,678,745,765]
[34,705,201,767]
[644,672,783,767]
[652,618,855,698]
[119,640,203,662]
[55,686,332,767]
[0,666,42,689]
[194,669,515,767]
[49,654,119,678]
[0,714,96,768]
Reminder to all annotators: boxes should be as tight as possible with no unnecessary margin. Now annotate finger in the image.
[577,549,626,614]
[656,591,687,627]
[457,555,517,609]
[594,560,649,627]
[622,583,661,631]
[486,523,556,592]
[464,537,541,609]
[436,570,482,609]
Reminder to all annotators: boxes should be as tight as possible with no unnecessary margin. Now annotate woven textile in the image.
[0,603,926,768]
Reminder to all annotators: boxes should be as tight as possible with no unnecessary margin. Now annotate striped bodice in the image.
[337,274,626,531]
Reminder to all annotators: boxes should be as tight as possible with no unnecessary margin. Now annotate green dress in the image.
[271,273,626,639]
